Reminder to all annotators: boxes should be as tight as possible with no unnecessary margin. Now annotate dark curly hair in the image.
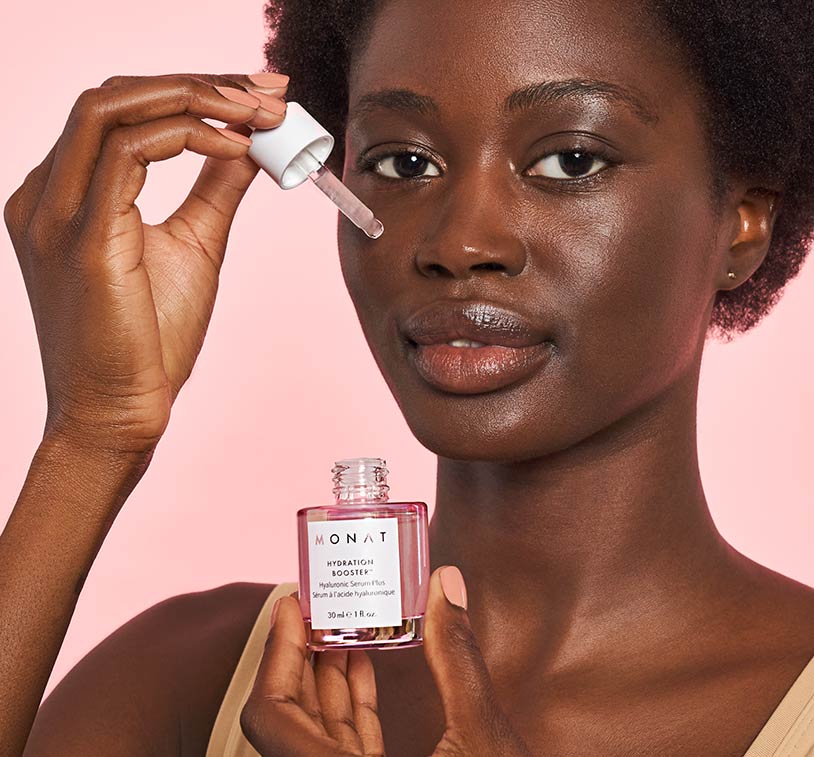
[263,1,813,338]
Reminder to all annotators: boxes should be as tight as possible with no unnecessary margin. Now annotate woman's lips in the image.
[409,342,552,394]
[401,300,553,395]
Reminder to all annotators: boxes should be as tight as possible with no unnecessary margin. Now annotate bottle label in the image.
[307,517,402,630]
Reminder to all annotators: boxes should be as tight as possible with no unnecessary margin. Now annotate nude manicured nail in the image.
[251,111,285,129]
[250,85,287,97]
[215,127,252,146]
[440,565,467,609]
[249,89,287,115]
[249,72,289,88]
[214,85,260,109]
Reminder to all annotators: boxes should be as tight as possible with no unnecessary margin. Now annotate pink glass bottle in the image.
[297,458,430,651]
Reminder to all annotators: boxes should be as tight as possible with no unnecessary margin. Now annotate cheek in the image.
[338,201,423,310]
[546,174,718,402]
[337,221,401,356]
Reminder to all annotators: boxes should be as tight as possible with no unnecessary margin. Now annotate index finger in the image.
[41,73,284,220]
[105,72,289,94]
[256,595,309,703]
[241,596,338,754]
[165,72,290,94]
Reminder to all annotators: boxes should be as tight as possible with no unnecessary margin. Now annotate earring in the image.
[727,271,737,280]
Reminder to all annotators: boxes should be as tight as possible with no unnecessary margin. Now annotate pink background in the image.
[0,1,811,698]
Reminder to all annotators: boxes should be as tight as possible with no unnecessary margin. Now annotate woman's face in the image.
[338,0,729,461]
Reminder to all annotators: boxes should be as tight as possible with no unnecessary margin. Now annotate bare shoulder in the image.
[25,582,277,757]
[738,555,814,652]
[674,561,814,755]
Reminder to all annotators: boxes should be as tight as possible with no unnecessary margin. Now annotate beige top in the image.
[206,582,814,756]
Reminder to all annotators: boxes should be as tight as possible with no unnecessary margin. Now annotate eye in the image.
[370,151,442,180]
[527,151,608,180]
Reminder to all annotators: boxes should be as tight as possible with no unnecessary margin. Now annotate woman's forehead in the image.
[348,0,685,117]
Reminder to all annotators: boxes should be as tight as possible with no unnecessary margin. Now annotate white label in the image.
[307,517,402,630]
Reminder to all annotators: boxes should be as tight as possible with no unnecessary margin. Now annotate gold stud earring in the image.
[727,271,737,280]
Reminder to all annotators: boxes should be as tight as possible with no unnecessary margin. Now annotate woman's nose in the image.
[414,181,528,279]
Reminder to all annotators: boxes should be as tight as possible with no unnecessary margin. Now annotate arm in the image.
[0,436,149,757]
[1,71,286,755]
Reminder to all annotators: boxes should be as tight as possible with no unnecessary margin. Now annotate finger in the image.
[83,115,253,227]
[258,596,308,704]
[147,72,290,103]
[314,651,365,753]
[241,596,337,755]
[102,72,289,109]
[4,143,57,248]
[168,125,261,267]
[41,74,283,220]
[152,71,288,91]
[16,141,58,206]
[347,652,386,757]
[300,650,327,729]
[139,72,289,120]
[423,566,505,732]
[235,71,290,95]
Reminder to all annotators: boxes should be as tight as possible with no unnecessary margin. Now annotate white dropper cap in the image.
[248,102,384,239]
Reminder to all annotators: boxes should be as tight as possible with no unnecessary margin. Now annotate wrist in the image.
[33,430,156,516]
[40,424,157,460]
[43,384,172,461]
[41,413,164,459]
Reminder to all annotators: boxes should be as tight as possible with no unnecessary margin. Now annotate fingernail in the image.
[249,72,289,88]
[251,111,286,129]
[248,89,287,115]
[250,85,287,97]
[440,566,467,610]
[215,127,252,146]
[270,598,281,628]
[215,85,260,109]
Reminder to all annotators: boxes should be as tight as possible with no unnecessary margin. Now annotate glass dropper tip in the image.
[366,218,385,239]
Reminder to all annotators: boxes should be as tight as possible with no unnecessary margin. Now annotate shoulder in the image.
[740,558,814,654]
[25,582,279,757]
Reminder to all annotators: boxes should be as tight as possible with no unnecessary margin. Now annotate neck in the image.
[428,369,740,676]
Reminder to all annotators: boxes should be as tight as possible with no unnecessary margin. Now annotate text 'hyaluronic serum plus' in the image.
[297,458,429,650]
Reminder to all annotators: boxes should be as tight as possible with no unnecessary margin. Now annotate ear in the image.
[718,188,779,290]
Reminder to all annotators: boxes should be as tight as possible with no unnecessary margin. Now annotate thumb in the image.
[423,566,502,731]
[424,567,531,755]
[170,125,261,267]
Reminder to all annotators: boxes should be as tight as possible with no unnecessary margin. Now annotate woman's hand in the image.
[240,591,387,756]
[240,567,532,756]
[3,72,287,457]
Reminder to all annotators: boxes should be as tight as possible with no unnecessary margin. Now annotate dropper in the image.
[247,102,384,239]
[308,158,384,239]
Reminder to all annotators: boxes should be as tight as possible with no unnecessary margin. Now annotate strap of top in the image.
[206,582,299,757]
[744,655,814,757]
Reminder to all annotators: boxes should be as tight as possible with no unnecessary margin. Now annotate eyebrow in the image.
[504,79,658,125]
[352,88,439,119]
[350,78,658,126]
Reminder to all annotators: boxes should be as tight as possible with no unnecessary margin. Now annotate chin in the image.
[390,384,586,463]
[386,362,678,464]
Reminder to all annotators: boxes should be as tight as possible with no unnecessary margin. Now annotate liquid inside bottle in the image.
[297,458,429,650]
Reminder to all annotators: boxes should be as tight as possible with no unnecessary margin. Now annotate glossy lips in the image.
[401,301,552,394]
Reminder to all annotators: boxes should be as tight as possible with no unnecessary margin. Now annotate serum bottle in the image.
[297,458,429,650]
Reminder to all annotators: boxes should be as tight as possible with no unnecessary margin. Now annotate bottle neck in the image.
[333,458,390,505]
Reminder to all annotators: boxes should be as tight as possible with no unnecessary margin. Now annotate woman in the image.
[3,0,814,754]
